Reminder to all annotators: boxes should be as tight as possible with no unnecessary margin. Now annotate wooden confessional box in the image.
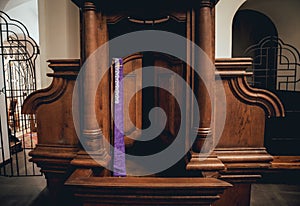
[22,0,287,205]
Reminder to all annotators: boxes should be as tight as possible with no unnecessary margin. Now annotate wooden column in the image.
[71,1,110,170]
[186,0,224,175]
[195,0,213,151]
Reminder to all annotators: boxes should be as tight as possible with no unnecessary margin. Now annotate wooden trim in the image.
[22,78,67,114]
[229,77,284,118]
[22,59,80,114]
[215,58,285,118]
[215,147,273,183]
[66,168,232,206]
[271,156,300,170]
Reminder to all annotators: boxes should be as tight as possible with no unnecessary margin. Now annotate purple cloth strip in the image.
[113,58,126,177]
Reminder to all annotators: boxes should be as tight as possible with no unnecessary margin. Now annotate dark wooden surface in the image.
[65,168,231,206]
[21,0,300,206]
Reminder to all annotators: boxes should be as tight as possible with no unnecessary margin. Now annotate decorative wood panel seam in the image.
[22,59,80,114]
[22,78,68,114]
[215,58,284,118]
[229,77,284,118]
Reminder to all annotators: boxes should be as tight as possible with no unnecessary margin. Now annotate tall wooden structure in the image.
[22,0,288,205]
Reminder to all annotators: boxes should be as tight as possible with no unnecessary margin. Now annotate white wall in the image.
[4,0,39,43]
[3,0,41,88]
[3,0,80,88]
[216,0,300,59]
[240,0,300,58]
[38,0,80,87]
[215,0,246,58]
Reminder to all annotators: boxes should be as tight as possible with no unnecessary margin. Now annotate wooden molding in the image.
[186,153,225,175]
[229,77,284,118]
[22,59,80,114]
[216,58,285,118]
[22,78,68,114]
[29,144,79,174]
[65,168,232,206]
[106,15,126,24]
[215,147,273,183]
[22,59,81,197]
[271,156,300,170]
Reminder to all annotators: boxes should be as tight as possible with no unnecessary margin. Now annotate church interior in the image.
[0,0,300,205]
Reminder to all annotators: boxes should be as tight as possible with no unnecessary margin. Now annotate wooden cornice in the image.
[215,147,273,183]
[216,58,285,118]
[47,59,81,78]
[215,58,253,77]
[22,59,80,114]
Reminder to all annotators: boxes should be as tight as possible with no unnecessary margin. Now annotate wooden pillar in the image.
[195,0,213,152]
[82,0,100,150]
[186,0,224,175]
[71,0,110,170]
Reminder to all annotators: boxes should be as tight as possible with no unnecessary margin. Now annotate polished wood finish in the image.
[72,1,110,170]
[22,59,81,198]
[66,168,231,206]
[210,58,285,205]
[213,184,251,206]
[214,58,284,183]
[22,0,295,205]
[186,0,225,175]
[271,156,300,170]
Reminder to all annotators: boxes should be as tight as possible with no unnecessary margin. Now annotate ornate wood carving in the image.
[229,77,285,117]
[210,58,285,206]
[23,0,291,205]
[22,60,79,114]
[216,58,285,119]
[22,59,81,199]
[214,58,285,183]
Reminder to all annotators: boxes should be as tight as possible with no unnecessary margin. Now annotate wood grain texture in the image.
[65,168,232,206]
[213,184,251,206]
[24,1,295,206]
[215,58,285,148]
[22,59,81,199]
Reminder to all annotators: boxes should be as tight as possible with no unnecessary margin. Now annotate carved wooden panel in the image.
[123,54,143,147]
[154,55,185,146]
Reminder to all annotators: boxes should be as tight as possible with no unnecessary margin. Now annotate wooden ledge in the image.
[271,156,300,170]
[65,169,232,205]
[215,58,253,77]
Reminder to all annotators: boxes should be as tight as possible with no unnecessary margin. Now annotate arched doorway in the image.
[233,9,278,90]
[232,9,300,155]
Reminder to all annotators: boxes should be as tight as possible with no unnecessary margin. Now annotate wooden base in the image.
[212,184,251,206]
[65,169,232,206]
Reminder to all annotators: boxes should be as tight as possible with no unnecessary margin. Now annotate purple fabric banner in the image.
[113,58,126,177]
